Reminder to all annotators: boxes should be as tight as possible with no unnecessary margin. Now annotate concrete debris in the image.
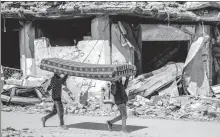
[1,1,188,13]
[211,84,220,99]
[1,66,220,123]
[5,78,23,86]
[1,86,45,106]
[1,73,55,106]
[2,66,23,80]
[1,107,12,112]
[134,95,151,106]
[2,95,220,122]
[2,127,35,137]
[22,76,48,87]
[150,96,166,105]
[2,1,208,22]
[126,62,184,99]
[4,75,48,87]
[158,80,179,97]
[2,127,20,137]
[1,76,50,106]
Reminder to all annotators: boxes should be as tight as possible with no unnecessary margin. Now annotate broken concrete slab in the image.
[1,94,10,102]
[1,85,46,106]
[184,28,210,97]
[200,97,220,104]
[190,103,208,112]
[150,96,166,105]
[211,84,220,94]
[215,94,220,99]
[5,79,23,86]
[135,95,151,104]
[3,84,17,91]
[158,80,179,97]
[127,62,184,99]
[22,76,47,87]
[7,96,41,105]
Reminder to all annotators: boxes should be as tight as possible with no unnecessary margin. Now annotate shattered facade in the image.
[1,1,220,104]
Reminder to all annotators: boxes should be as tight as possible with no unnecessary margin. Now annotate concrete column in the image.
[19,24,26,77]
[203,26,212,85]
[90,16,112,107]
[91,15,111,64]
[91,15,110,40]
[20,21,36,76]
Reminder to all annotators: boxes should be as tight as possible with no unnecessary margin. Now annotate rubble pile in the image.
[126,62,184,99]
[2,95,220,122]
[1,127,34,137]
[2,127,21,137]
[127,95,220,122]
[1,71,52,106]
[1,63,220,122]
[1,97,119,116]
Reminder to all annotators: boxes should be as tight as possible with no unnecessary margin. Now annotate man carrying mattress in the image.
[107,76,130,133]
[41,73,69,130]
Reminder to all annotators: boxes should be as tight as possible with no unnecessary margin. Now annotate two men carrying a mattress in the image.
[41,72,130,132]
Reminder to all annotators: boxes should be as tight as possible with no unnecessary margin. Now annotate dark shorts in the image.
[117,103,127,117]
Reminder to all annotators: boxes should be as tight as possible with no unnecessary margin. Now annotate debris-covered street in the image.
[2,111,220,137]
[2,95,220,122]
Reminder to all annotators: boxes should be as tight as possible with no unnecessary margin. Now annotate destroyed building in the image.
[1,1,220,99]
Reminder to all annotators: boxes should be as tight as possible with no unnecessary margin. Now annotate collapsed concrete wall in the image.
[32,15,135,104]
[184,24,211,96]
[34,38,109,100]
[20,14,215,102]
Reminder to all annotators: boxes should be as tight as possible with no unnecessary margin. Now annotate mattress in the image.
[40,58,136,81]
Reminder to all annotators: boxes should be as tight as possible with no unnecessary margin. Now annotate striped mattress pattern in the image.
[40,58,136,81]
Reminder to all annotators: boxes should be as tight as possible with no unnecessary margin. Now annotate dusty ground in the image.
[1,111,220,137]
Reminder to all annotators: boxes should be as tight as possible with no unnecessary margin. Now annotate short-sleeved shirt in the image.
[47,75,68,101]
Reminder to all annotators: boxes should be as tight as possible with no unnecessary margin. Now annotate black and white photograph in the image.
[1,1,220,137]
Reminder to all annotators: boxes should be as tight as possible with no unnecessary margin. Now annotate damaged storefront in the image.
[1,1,220,107]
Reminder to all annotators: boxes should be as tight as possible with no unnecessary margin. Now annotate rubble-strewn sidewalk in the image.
[2,95,220,123]
[1,63,220,123]
[2,112,220,137]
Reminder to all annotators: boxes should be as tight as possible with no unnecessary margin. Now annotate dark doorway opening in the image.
[1,30,20,69]
[141,41,189,73]
[35,17,93,47]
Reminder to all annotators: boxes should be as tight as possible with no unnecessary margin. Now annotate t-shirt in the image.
[111,78,129,105]
[47,75,68,101]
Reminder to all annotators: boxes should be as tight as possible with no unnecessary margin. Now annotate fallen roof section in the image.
[184,2,220,11]
[1,2,220,22]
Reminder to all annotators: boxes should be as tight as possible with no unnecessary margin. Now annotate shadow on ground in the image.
[66,122,147,132]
